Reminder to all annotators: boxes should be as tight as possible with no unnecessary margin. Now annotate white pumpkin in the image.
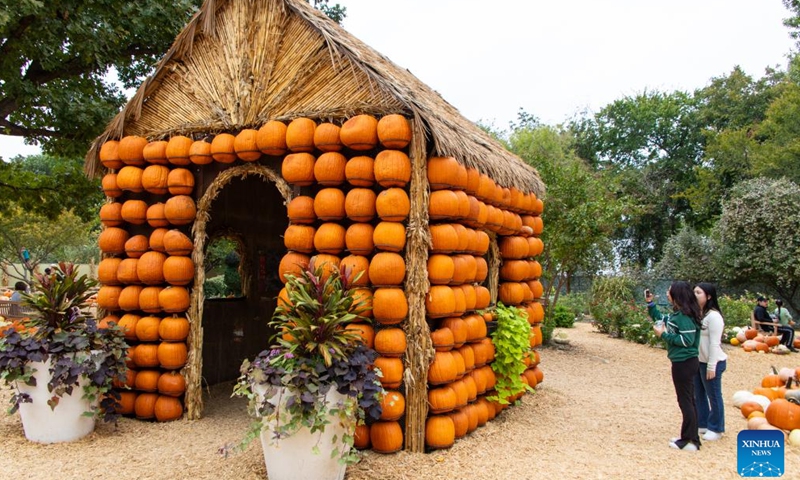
[733,390,756,408]
[748,416,769,430]
[751,394,772,411]
[789,429,800,447]
[779,367,797,382]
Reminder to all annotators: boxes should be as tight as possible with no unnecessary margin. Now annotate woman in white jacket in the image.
[693,282,727,441]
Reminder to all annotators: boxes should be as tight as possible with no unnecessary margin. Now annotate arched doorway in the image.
[185,164,292,418]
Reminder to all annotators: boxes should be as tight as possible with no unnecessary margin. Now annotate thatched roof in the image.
[84,0,544,195]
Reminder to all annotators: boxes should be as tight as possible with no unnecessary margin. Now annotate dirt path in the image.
[1,321,798,479]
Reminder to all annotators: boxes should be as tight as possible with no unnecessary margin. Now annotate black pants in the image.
[777,325,795,347]
[672,357,700,447]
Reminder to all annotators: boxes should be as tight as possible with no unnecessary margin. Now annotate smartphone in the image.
[644,289,651,297]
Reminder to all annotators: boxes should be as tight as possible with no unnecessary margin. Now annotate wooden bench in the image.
[751,311,778,335]
[0,300,36,319]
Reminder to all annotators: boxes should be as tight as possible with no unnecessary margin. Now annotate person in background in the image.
[693,283,727,441]
[9,281,28,316]
[10,281,28,302]
[646,281,703,451]
[773,299,797,352]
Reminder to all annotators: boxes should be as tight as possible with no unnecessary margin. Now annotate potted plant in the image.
[233,261,384,480]
[0,262,128,443]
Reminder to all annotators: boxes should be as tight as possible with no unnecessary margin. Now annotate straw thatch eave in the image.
[84,0,544,196]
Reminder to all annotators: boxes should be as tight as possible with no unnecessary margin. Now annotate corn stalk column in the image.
[403,117,434,452]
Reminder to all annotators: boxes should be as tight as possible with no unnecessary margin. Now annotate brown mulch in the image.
[2,321,798,480]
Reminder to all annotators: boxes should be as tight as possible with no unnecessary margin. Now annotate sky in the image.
[1,0,796,158]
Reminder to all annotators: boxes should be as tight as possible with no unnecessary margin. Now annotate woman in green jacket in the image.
[646,281,703,451]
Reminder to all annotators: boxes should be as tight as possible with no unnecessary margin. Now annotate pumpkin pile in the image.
[733,366,800,446]
[97,135,194,422]
[729,327,791,354]
[96,113,545,449]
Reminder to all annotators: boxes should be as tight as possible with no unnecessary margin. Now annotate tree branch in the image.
[0,118,62,138]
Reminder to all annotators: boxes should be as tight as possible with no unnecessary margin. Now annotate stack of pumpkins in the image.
[96,136,196,422]
[275,114,413,455]
[733,366,800,445]
[420,156,546,450]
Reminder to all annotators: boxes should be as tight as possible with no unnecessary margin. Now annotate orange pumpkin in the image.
[373,222,406,252]
[210,133,237,163]
[233,129,261,162]
[375,188,410,222]
[374,328,407,357]
[159,316,190,342]
[164,195,196,226]
[135,316,161,342]
[345,155,375,187]
[373,357,403,389]
[163,256,194,286]
[120,199,148,225]
[369,252,405,287]
[314,222,346,255]
[188,140,213,165]
[285,118,316,153]
[102,173,123,198]
[313,152,347,186]
[380,391,406,421]
[159,286,191,313]
[377,114,412,149]
[314,188,346,221]
[154,395,183,422]
[163,229,193,256]
[256,120,288,156]
[344,188,377,222]
[97,258,123,286]
[99,203,123,227]
[428,386,457,414]
[158,341,188,369]
[345,223,374,255]
[118,135,148,166]
[116,166,144,192]
[282,153,316,186]
[134,392,159,419]
[167,168,195,195]
[313,122,342,152]
[374,150,411,188]
[340,114,378,150]
[143,140,168,165]
[99,140,123,170]
[287,196,316,225]
[166,135,194,166]
[369,421,403,453]
[146,203,169,228]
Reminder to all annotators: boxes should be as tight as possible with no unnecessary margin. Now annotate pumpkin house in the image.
[85,0,546,451]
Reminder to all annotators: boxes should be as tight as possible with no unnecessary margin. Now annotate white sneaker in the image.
[698,428,708,435]
[669,440,699,451]
[702,431,722,441]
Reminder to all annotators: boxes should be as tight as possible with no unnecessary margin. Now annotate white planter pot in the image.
[15,357,96,444]
[255,385,350,480]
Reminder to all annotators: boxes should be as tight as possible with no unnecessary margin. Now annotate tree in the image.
[312,0,346,24]
[0,0,346,158]
[713,177,800,312]
[0,206,99,282]
[0,154,103,221]
[509,124,624,309]
[570,90,705,266]
[783,0,800,46]
[0,0,203,157]
[653,226,716,284]
[751,82,800,183]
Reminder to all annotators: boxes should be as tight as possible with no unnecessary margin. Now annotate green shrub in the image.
[558,292,589,321]
[589,276,638,337]
[541,311,556,344]
[552,304,575,328]
[718,293,755,329]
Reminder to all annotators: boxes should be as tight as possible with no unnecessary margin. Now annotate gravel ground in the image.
[2,321,798,480]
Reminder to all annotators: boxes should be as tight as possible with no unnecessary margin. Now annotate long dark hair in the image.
[669,281,702,326]
[695,282,723,317]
